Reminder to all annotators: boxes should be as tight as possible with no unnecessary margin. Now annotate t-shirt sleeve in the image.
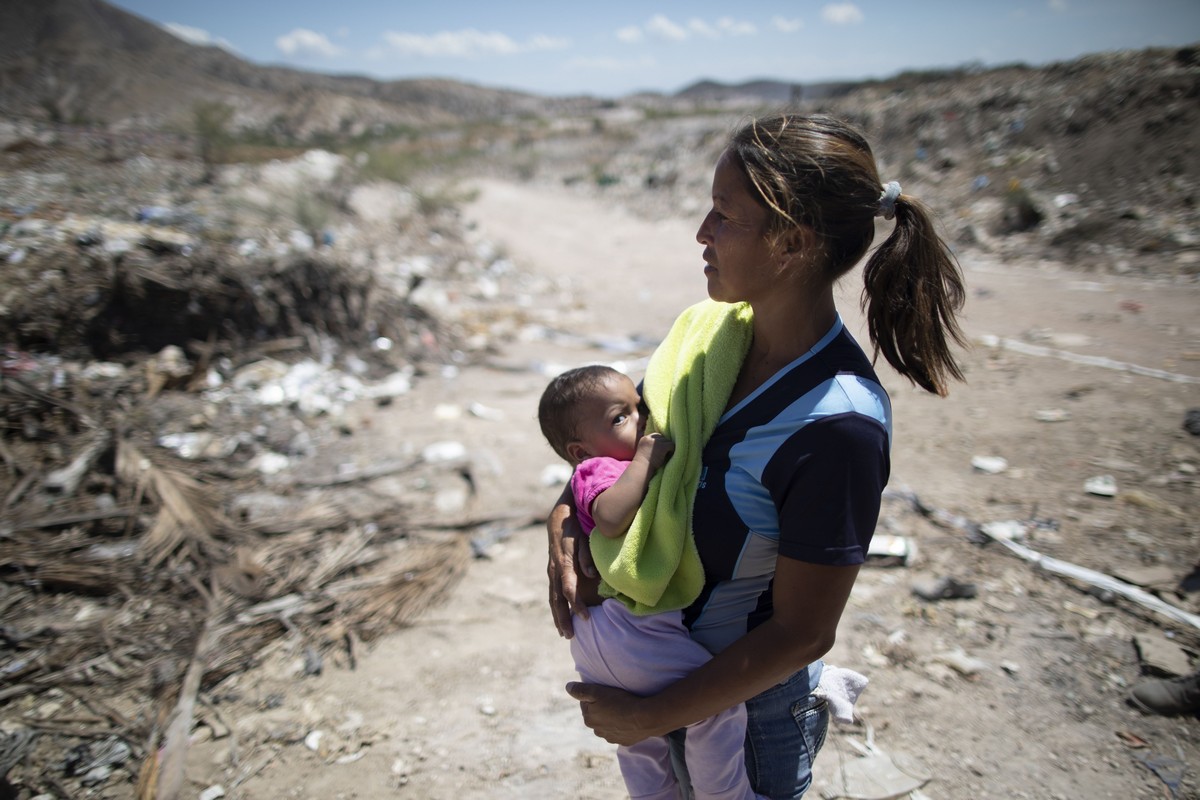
[765,414,890,566]
[569,457,628,536]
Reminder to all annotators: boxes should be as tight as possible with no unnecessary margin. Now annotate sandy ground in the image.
[201,177,1200,800]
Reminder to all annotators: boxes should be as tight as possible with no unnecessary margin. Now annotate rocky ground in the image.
[1,44,1199,800]
[217,176,1199,800]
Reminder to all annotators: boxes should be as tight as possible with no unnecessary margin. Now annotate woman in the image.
[547,113,966,798]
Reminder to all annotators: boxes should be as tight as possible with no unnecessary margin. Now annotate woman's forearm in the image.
[631,560,859,737]
[636,617,829,735]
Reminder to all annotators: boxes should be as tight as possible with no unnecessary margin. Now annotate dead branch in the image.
[1,374,97,429]
[42,430,113,496]
[290,457,421,488]
[7,507,134,532]
[149,585,222,800]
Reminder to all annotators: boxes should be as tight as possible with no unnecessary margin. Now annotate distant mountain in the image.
[676,79,798,103]
[0,0,571,136]
[675,78,868,105]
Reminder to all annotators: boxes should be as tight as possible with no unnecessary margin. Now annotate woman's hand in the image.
[548,496,601,638]
[566,681,661,746]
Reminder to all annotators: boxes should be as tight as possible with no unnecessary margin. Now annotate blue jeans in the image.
[670,663,829,799]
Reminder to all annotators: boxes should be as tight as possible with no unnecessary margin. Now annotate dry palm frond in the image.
[248,529,320,594]
[115,440,229,567]
[324,533,469,642]
[303,524,380,593]
[213,546,271,599]
[241,500,349,536]
[0,528,138,594]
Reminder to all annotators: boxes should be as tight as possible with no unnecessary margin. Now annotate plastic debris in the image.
[1084,475,1118,497]
[867,534,916,566]
[157,432,239,460]
[468,401,505,421]
[971,455,1008,474]
[912,576,978,601]
[1132,633,1195,677]
[931,648,989,677]
[979,519,1028,542]
[816,726,931,800]
[540,463,573,487]
[434,403,462,420]
[422,440,468,464]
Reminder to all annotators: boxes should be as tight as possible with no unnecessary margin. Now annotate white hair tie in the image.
[876,181,902,220]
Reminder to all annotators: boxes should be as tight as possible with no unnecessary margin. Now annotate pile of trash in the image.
[0,139,534,797]
[492,46,1200,281]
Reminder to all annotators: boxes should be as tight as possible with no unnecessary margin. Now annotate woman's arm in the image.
[547,484,601,638]
[567,556,859,744]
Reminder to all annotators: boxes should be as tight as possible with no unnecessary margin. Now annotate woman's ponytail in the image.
[861,194,967,396]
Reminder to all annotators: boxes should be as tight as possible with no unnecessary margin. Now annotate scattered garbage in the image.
[912,576,978,602]
[979,519,1028,543]
[815,724,931,800]
[1185,409,1200,436]
[1132,633,1196,678]
[540,463,573,487]
[1084,475,1118,497]
[866,534,917,567]
[970,455,1008,474]
[931,648,990,677]
[1135,753,1187,799]
[422,440,468,465]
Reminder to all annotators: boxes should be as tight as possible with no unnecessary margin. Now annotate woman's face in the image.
[695,150,781,304]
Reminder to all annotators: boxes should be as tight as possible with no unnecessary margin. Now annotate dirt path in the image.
[223,178,1200,800]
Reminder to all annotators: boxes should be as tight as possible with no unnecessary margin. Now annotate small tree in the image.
[193,100,234,182]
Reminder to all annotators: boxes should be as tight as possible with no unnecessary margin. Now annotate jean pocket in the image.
[790,693,830,762]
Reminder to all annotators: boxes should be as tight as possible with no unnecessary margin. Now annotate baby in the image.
[538,364,762,800]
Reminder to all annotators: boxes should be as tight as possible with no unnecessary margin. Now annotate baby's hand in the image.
[637,433,675,470]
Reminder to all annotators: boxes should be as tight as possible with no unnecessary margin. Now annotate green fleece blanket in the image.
[591,299,754,615]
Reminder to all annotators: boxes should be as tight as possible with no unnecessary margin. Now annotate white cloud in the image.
[276,28,341,58]
[821,4,865,25]
[163,22,236,52]
[1049,0,1068,10]
[616,25,644,43]
[689,19,719,38]
[529,34,571,50]
[624,15,755,42]
[717,17,756,36]
[646,14,689,41]
[772,16,804,34]
[379,29,567,58]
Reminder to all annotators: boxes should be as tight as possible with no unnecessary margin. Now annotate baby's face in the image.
[571,373,642,463]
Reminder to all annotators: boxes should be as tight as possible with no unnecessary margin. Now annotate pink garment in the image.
[571,456,629,535]
[571,599,758,800]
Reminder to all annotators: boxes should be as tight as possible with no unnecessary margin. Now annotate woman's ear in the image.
[780,225,814,258]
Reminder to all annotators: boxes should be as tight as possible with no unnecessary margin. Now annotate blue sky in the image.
[111,1,1200,97]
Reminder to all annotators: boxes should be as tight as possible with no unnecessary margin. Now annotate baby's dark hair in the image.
[538,364,623,462]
